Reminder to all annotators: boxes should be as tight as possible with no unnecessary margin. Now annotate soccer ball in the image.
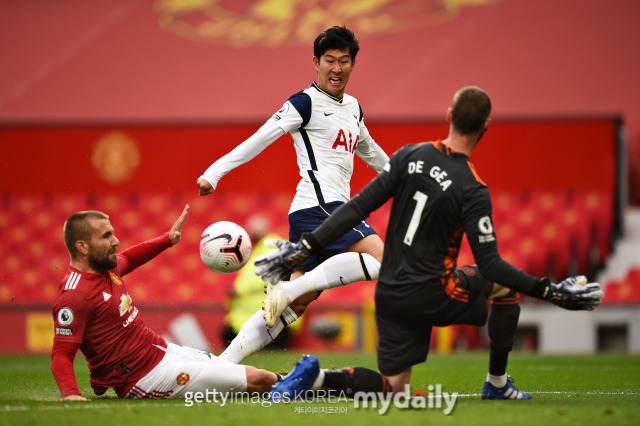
[199,221,252,273]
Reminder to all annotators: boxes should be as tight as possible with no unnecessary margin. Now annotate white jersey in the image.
[200,82,389,214]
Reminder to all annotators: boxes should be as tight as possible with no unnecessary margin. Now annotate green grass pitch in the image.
[1,351,638,425]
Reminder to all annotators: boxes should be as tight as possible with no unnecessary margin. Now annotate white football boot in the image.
[264,282,292,328]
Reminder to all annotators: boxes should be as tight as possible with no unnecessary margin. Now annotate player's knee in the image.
[245,366,277,393]
[492,290,521,316]
[489,284,511,299]
[366,247,383,264]
[346,235,384,263]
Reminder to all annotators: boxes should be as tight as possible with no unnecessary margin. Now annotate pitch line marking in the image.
[1,390,639,412]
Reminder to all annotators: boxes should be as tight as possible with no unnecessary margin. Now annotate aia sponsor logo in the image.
[332,129,358,153]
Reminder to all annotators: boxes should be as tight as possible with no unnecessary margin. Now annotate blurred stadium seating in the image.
[0,116,628,353]
[602,268,640,305]
[0,191,287,306]
[598,208,640,305]
[0,189,617,307]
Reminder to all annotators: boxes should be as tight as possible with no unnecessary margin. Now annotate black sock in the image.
[488,292,520,377]
[488,350,510,377]
[322,367,391,398]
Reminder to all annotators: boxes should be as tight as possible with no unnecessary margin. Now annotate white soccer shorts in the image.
[124,343,248,399]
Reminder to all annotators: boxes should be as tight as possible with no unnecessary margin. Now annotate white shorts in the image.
[124,343,248,399]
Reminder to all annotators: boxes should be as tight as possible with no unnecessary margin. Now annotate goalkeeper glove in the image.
[542,275,604,311]
[254,233,317,284]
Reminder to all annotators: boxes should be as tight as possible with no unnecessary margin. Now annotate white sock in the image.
[280,252,380,301]
[487,372,507,388]
[220,308,295,363]
[311,369,326,391]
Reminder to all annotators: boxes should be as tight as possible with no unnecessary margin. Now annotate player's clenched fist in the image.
[197,178,214,196]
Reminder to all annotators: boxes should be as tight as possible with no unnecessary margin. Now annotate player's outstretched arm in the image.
[117,205,189,274]
[197,120,287,197]
[51,341,89,401]
[168,204,190,245]
[197,178,214,196]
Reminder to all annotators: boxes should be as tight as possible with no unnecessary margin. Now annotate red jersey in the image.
[52,233,172,397]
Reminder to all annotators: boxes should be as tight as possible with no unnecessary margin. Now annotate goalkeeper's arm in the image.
[254,203,366,284]
[300,201,366,254]
[477,258,603,311]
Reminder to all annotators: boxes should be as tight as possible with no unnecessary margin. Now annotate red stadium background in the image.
[1,0,638,354]
[0,119,622,353]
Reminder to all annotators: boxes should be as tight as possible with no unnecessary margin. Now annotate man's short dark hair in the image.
[451,86,492,135]
[313,25,360,60]
[63,211,109,257]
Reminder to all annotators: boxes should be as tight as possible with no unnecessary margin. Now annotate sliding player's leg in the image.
[224,207,383,361]
[219,307,297,363]
[222,244,381,361]
[125,343,278,398]
[270,354,392,401]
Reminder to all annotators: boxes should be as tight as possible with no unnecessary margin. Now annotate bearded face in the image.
[87,242,118,273]
[84,218,119,273]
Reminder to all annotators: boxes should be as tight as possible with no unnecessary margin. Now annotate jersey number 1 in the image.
[404,191,428,246]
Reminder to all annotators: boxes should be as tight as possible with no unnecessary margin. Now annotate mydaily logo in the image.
[353,384,458,415]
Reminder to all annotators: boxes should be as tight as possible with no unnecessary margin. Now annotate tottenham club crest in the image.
[57,307,74,326]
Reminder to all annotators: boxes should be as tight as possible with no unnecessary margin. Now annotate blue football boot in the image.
[482,376,532,400]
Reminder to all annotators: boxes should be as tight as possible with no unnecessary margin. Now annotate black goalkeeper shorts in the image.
[375,265,494,376]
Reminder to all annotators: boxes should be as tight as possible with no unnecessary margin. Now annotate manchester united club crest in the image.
[91,131,141,185]
[461,266,477,276]
[109,272,122,285]
[177,372,190,386]
[154,0,501,47]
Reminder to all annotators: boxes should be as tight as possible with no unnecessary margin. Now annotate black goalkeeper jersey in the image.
[358,140,500,287]
[311,140,540,305]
